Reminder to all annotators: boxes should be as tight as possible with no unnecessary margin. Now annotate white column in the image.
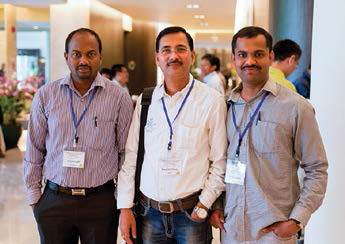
[305,0,345,243]
[234,0,254,32]
[50,0,90,81]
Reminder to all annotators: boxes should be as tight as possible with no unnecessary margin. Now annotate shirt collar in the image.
[204,71,217,79]
[60,72,105,90]
[155,74,195,101]
[228,78,278,103]
[269,66,286,79]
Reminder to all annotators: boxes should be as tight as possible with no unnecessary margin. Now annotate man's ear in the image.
[269,50,275,62]
[288,55,296,64]
[64,52,68,61]
[191,50,196,65]
[155,53,160,66]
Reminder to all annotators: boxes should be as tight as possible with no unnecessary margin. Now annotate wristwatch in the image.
[193,206,208,219]
[290,219,303,230]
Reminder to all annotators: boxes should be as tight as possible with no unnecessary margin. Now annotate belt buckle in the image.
[158,201,174,213]
[71,188,86,196]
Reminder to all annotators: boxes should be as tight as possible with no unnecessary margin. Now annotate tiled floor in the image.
[0,148,220,244]
[0,148,39,244]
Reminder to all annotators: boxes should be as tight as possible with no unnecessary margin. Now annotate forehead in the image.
[201,59,211,65]
[234,35,268,52]
[68,32,99,52]
[159,32,189,48]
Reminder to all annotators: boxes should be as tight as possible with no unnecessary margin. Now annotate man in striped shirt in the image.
[23,28,133,244]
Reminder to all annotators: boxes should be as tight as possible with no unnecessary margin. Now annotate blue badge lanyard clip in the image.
[161,79,195,151]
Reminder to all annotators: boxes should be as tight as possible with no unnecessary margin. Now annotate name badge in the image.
[225,158,246,185]
[63,150,85,168]
[160,150,183,175]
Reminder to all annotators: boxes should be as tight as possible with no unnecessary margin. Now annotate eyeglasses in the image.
[159,46,189,55]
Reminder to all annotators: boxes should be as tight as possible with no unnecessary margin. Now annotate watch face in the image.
[196,208,208,219]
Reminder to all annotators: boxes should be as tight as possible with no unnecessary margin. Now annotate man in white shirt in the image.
[111,64,130,93]
[117,26,227,244]
[200,54,226,96]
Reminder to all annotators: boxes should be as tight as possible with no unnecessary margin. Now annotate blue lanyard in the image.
[161,79,195,150]
[69,87,97,145]
[231,91,269,157]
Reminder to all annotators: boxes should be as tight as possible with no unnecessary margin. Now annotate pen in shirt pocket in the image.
[256,111,261,125]
[94,116,98,127]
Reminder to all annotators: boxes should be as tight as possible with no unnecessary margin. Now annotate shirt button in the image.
[81,98,85,102]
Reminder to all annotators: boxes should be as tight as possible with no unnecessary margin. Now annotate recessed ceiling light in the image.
[194,14,206,19]
[187,3,200,9]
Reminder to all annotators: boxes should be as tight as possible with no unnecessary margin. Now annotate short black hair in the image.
[202,54,221,71]
[100,68,111,76]
[156,26,194,52]
[111,64,126,77]
[65,28,102,53]
[232,26,273,54]
[273,39,302,61]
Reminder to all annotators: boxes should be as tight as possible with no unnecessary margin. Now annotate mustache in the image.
[167,60,182,66]
[241,65,261,70]
[77,65,91,69]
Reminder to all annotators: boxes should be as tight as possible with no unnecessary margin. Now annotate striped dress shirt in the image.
[23,73,133,205]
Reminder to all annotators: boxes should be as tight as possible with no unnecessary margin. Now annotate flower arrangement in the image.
[0,76,42,125]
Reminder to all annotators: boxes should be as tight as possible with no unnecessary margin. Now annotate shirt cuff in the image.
[117,195,134,209]
[27,187,42,205]
[289,205,311,227]
[198,189,219,209]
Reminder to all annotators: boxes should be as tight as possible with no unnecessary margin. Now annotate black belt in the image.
[139,191,201,214]
[46,180,114,196]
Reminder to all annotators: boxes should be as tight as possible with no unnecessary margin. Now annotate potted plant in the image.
[0,76,41,149]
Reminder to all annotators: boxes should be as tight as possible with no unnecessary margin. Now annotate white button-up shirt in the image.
[117,75,227,209]
[203,71,225,96]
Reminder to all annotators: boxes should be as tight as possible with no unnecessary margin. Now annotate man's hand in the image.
[191,202,208,221]
[209,210,225,230]
[262,220,301,238]
[119,208,137,244]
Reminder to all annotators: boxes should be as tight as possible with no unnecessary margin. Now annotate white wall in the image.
[305,0,345,243]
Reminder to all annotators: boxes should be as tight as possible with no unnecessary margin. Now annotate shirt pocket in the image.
[175,119,200,151]
[250,120,280,154]
[84,119,116,150]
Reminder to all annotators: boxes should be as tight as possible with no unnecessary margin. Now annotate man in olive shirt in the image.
[211,26,328,243]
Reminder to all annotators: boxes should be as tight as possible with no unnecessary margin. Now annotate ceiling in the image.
[101,0,236,47]
[0,0,237,47]
[101,0,236,30]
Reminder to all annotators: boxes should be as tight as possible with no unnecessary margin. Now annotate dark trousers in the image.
[33,184,119,244]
